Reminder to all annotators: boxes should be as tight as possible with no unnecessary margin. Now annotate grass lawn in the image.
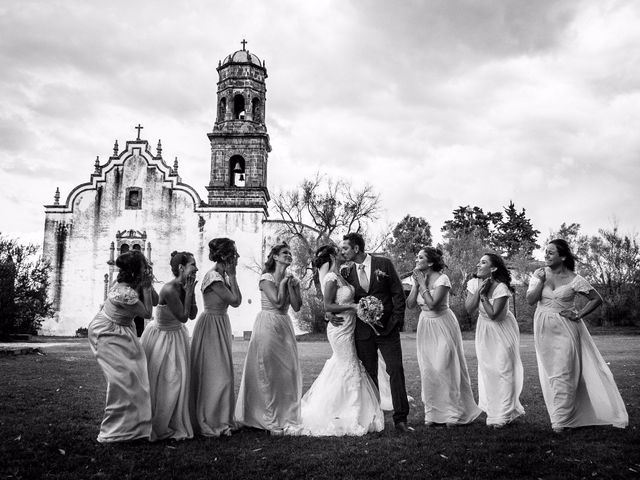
[1,333,639,479]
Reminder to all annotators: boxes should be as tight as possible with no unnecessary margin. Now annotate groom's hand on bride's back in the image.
[324,312,344,326]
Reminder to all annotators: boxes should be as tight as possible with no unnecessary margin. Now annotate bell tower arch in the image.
[206,40,271,212]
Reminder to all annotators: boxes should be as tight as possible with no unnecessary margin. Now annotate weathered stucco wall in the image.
[41,142,266,336]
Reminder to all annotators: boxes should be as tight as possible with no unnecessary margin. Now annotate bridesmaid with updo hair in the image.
[407,246,481,427]
[141,251,198,441]
[190,238,242,437]
[88,250,155,443]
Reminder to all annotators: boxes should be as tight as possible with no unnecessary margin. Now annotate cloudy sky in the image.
[1,0,639,252]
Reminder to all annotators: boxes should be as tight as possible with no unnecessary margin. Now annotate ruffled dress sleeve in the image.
[492,282,511,299]
[260,273,275,284]
[201,269,224,293]
[466,277,481,295]
[434,274,452,289]
[107,284,139,305]
[571,274,593,294]
[323,271,339,290]
[527,275,541,294]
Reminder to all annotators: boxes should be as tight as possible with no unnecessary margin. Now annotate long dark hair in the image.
[263,242,290,273]
[170,251,194,276]
[313,244,337,269]
[549,238,576,271]
[115,250,148,288]
[484,252,515,292]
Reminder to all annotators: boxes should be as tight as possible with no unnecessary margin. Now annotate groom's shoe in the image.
[395,422,410,433]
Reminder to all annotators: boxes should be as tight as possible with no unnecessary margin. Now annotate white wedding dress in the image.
[300,271,385,436]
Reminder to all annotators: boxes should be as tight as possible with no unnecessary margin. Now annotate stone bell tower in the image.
[206,40,271,213]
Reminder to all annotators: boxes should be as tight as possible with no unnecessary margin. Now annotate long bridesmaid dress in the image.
[141,304,193,440]
[190,270,236,436]
[235,272,303,435]
[416,274,481,425]
[529,275,628,430]
[468,278,525,426]
[88,284,152,443]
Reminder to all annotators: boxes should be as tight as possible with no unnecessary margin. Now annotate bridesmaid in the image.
[235,242,303,435]
[190,238,242,437]
[141,251,198,441]
[407,247,481,427]
[526,239,628,433]
[88,250,154,443]
[465,253,525,428]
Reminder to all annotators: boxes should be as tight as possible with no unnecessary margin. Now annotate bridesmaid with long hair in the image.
[190,238,242,437]
[141,251,198,441]
[407,247,481,427]
[465,253,524,428]
[526,239,628,432]
[88,250,154,443]
[235,241,303,435]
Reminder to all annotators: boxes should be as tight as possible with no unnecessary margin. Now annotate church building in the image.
[41,43,278,336]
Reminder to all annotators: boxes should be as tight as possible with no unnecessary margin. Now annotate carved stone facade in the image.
[41,44,274,336]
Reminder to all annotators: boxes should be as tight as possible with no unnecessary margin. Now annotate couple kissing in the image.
[299,232,410,435]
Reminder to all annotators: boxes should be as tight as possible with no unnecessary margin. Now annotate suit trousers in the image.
[355,328,409,424]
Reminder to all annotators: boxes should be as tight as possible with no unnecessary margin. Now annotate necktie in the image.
[358,264,369,291]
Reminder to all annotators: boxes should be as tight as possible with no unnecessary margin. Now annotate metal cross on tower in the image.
[241,39,247,50]
[134,124,143,140]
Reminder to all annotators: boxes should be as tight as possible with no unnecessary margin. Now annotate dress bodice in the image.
[322,272,355,306]
[467,278,511,319]
[201,269,229,314]
[154,305,184,331]
[529,275,592,313]
[102,284,140,326]
[260,273,290,314]
[417,273,451,312]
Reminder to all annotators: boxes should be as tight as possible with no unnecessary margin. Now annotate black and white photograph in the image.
[1,1,639,478]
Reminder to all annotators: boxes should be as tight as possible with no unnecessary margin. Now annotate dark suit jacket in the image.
[344,255,406,340]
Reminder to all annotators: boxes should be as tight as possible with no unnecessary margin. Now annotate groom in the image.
[336,232,410,431]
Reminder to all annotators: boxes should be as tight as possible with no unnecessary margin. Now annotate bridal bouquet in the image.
[357,295,384,335]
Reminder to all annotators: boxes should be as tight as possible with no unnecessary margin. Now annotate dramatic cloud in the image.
[1,0,639,250]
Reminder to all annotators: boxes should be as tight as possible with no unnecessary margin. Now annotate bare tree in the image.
[269,173,380,332]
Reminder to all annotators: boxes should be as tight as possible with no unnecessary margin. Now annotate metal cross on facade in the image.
[135,124,143,140]
[241,39,247,50]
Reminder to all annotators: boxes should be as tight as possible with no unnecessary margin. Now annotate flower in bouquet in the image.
[357,295,384,335]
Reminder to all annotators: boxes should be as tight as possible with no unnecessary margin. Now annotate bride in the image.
[300,245,384,436]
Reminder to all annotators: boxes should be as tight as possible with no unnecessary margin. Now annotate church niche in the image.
[125,187,142,209]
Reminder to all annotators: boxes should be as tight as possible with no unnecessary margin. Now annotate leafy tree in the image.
[385,215,432,275]
[546,222,640,326]
[270,174,380,332]
[492,201,540,258]
[0,234,53,336]
[440,232,491,330]
[583,226,640,326]
[441,205,501,241]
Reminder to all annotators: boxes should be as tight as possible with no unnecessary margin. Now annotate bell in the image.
[239,174,245,182]
[233,162,242,173]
